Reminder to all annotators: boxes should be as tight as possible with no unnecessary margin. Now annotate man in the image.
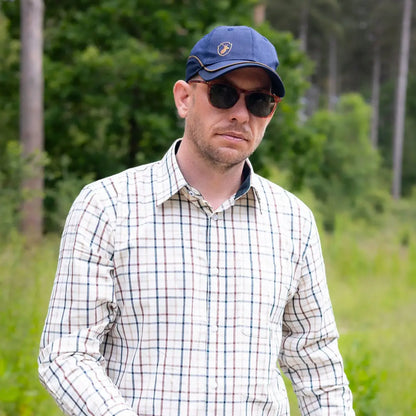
[39,25,355,415]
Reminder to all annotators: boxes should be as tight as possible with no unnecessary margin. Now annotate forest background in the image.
[0,0,415,415]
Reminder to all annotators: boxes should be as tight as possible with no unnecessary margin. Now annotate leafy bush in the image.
[304,94,388,231]
[44,167,95,233]
[0,141,25,236]
[342,340,380,416]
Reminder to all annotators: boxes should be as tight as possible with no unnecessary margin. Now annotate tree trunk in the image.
[370,42,381,148]
[253,3,266,25]
[392,0,412,199]
[299,0,310,52]
[20,0,44,241]
[328,37,337,110]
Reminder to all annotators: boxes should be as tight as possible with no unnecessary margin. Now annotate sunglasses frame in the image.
[188,79,281,118]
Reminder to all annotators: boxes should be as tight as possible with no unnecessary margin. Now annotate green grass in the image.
[0,233,62,416]
[1,201,416,415]
[327,221,416,416]
[286,206,416,415]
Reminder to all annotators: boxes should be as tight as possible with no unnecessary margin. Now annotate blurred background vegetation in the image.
[0,0,415,415]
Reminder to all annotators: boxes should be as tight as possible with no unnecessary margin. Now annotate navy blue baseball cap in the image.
[186,25,285,97]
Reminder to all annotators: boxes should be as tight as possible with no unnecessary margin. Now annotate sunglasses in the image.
[188,80,281,118]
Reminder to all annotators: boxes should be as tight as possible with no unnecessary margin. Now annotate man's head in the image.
[185,25,285,98]
[173,26,284,171]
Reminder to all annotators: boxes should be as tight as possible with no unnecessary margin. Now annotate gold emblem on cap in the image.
[217,42,232,57]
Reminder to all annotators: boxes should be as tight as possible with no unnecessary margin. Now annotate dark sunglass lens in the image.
[246,92,275,117]
[209,84,239,109]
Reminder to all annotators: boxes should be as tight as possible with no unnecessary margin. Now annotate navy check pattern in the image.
[39,140,354,415]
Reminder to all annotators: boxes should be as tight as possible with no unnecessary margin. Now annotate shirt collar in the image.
[155,139,189,206]
[155,139,263,211]
[239,159,263,212]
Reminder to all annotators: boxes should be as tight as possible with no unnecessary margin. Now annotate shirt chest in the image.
[113,195,299,330]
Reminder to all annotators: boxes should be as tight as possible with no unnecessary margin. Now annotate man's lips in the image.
[217,131,248,141]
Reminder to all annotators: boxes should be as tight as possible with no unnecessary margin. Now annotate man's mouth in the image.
[217,130,248,142]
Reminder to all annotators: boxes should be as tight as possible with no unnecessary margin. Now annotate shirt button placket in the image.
[206,212,222,413]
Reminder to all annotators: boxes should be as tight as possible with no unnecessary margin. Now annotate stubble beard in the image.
[186,116,257,173]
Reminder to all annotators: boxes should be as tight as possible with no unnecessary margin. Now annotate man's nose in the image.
[228,94,250,122]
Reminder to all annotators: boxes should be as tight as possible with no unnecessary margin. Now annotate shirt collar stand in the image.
[155,139,264,212]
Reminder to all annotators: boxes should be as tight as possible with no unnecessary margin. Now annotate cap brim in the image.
[198,61,285,97]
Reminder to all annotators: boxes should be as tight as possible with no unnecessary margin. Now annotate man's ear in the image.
[173,80,193,119]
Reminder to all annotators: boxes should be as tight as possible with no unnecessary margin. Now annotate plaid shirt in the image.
[39,140,354,416]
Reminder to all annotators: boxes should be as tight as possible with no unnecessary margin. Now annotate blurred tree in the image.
[339,0,402,159]
[40,0,275,184]
[401,75,416,194]
[19,0,44,241]
[392,0,413,199]
[0,10,19,141]
[266,0,343,112]
[0,11,22,236]
[2,1,313,232]
[266,0,416,198]
[304,94,384,230]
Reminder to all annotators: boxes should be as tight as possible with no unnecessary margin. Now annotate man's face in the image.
[180,67,275,171]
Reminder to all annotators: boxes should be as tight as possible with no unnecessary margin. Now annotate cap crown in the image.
[186,26,285,97]
[192,26,278,67]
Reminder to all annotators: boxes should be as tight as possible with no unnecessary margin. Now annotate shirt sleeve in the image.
[38,185,136,416]
[278,213,355,415]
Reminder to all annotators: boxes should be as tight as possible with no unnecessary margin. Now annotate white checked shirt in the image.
[39,140,354,416]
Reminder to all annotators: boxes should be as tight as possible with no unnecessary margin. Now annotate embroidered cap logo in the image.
[217,42,232,57]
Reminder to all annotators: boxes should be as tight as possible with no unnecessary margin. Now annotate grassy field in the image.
[0,233,62,416]
[285,203,416,415]
[0,201,415,415]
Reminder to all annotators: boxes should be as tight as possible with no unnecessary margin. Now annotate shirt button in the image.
[209,380,218,390]
[211,267,219,275]
[241,327,251,336]
[212,214,219,221]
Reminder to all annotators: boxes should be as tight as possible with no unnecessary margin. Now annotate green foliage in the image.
[304,94,388,230]
[2,1,315,234]
[378,75,416,198]
[0,139,48,237]
[267,0,416,199]
[284,204,416,415]
[0,10,19,140]
[0,2,402,235]
[43,24,174,180]
[44,169,95,233]
[341,340,380,416]
[400,75,416,195]
[324,209,416,415]
[249,25,318,185]
[0,235,62,416]
[0,141,24,236]
[0,12,22,237]
[41,0,266,186]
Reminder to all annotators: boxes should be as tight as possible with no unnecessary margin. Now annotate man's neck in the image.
[176,141,245,211]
